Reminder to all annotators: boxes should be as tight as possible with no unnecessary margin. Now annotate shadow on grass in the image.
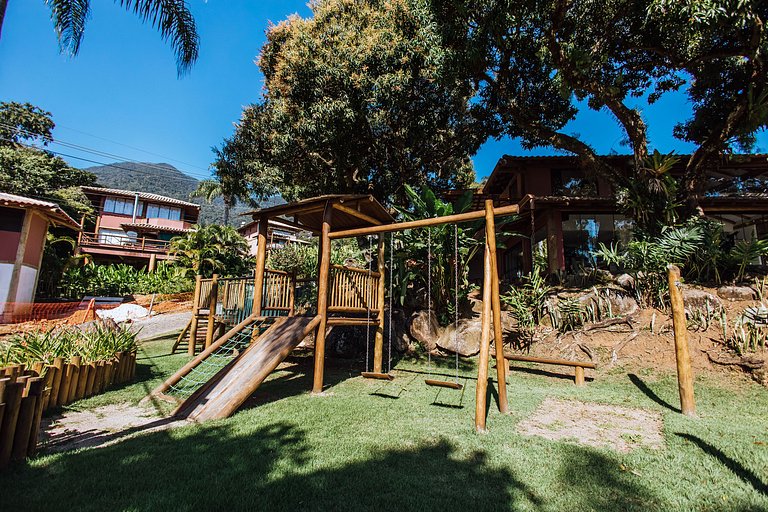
[508,365,594,383]
[676,433,768,497]
[628,374,680,413]
[0,420,670,512]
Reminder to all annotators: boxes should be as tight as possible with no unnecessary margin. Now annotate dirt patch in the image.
[40,403,179,453]
[517,397,664,453]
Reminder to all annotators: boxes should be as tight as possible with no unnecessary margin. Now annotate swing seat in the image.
[361,371,394,381]
[425,379,463,390]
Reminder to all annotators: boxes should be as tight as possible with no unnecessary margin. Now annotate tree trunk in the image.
[0,0,8,40]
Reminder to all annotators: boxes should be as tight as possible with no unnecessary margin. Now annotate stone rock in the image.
[615,273,635,289]
[385,307,410,353]
[682,289,722,309]
[409,310,442,351]
[437,318,482,357]
[327,325,366,358]
[717,285,756,301]
[577,287,639,317]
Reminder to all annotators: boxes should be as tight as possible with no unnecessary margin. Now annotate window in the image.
[146,204,182,221]
[551,169,597,196]
[98,228,127,245]
[104,197,142,216]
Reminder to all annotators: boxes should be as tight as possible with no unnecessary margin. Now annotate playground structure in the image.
[150,194,521,432]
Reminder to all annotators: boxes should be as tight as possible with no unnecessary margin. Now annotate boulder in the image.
[717,285,756,301]
[615,273,635,290]
[437,318,482,357]
[409,310,442,351]
[682,289,722,309]
[577,287,639,317]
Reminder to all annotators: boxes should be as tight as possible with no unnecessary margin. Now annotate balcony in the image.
[77,231,172,259]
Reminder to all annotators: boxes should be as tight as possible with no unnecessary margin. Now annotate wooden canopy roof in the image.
[244,195,395,233]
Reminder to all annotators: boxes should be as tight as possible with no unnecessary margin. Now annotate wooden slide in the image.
[174,315,321,422]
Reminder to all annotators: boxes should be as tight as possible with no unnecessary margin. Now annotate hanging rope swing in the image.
[361,232,394,381]
[425,224,463,390]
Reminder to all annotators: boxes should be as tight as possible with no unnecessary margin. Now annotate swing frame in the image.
[246,195,519,433]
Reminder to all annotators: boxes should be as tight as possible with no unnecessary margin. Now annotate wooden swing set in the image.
[250,194,519,433]
[152,194,519,432]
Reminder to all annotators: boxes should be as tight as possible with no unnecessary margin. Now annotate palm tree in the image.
[169,224,252,277]
[0,0,199,76]
[191,143,255,225]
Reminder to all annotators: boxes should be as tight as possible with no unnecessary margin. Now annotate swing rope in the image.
[365,235,372,372]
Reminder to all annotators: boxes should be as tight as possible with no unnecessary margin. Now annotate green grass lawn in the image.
[0,335,766,512]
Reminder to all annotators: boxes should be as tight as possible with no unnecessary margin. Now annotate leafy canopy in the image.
[0,102,95,218]
[169,224,253,278]
[227,0,483,204]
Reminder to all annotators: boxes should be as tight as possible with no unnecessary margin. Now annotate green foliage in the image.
[730,238,768,282]
[41,0,199,76]
[0,102,96,218]
[593,222,706,307]
[227,0,480,203]
[432,0,768,222]
[169,224,253,278]
[391,185,482,324]
[267,239,364,280]
[61,262,194,298]
[720,306,768,355]
[0,324,137,367]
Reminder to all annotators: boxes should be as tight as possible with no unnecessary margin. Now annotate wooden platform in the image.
[174,315,321,422]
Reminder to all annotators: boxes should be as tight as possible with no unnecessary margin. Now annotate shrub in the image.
[0,323,137,367]
[169,224,253,278]
[61,262,194,298]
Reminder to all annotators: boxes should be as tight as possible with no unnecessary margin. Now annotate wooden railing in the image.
[328,264,380,314]
[78,232,171,253]
[262,269,295,314]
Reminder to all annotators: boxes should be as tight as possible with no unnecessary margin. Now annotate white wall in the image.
[0,262,13,315]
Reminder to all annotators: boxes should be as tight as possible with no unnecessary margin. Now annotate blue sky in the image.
[1,0,765,183]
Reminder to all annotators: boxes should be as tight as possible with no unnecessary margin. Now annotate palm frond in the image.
[46,0,91,55]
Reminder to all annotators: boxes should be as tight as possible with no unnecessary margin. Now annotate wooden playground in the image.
[150,194,526,432]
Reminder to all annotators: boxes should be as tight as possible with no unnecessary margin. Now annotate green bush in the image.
[61,262,194,298]
[0,324,137,367]
[169,224,253,278]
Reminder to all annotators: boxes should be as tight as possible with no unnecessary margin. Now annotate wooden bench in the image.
[504,354,596,386]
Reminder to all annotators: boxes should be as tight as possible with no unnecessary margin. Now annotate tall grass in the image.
[0,324,137,367]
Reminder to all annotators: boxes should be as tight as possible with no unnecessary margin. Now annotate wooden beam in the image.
[329,204,520,239]
[486,199,508,415]
[374,235,386,373]
[312,206,333,393]
[668,264,696,416]
[332,203,383,225]
[475,235,493,433]
[252,217,269,318]
[205,274,219,349]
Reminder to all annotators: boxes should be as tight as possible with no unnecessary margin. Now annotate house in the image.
[452,154,768,279]
[0,192,81,320]
[238,218,309,257]
[77,186,200,269]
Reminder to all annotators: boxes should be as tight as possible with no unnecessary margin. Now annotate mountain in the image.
[82,162,252,227]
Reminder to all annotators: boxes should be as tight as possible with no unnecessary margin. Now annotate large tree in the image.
[0,0,199,75]
[229,0,484,203]
[431,0,768,229]
[0,101,96,218]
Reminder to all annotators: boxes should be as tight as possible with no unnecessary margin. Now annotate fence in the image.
[0,301,121,325]
[0,351,137,469]
[327,264,380,314]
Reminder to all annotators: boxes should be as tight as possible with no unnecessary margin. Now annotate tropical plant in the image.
[0,323,137,367]
[60,261,193,297]
[592,222,706,307]
[169,224,253,278]
[502,269,551,330]
[0,1,199,76]
[730,239,768,283]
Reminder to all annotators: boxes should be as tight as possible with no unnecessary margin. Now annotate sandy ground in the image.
[129,311,192,341]
[517,397,664,453]
[40,403,180,453]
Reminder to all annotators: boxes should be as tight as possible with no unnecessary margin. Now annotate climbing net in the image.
[168,317,272,399]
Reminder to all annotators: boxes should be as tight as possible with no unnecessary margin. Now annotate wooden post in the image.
[574,366,585,386]
[57,362,72,406]
[475,236,494,433]
[205,274,219,349]
[312,205,333,393]
[75,361,89,399]
[668,264,696,416]
[189,275,203,356]
[85,362,97,397]
[95,361,106,393]
[67,356,81,404]
[49,357,64,408]
[0,381,24,469]
[252,217,269,319]
[288,272,296,316]
[148,253,157,272]
[373,235,386,373]
[485,200,509,415]
[12,377,42,461]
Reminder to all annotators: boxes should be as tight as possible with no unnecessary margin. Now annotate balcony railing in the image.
[78,232,171,253]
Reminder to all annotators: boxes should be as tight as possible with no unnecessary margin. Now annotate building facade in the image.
[0,193,80,319]
[77,186,200,269]
[238,218,309,257]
